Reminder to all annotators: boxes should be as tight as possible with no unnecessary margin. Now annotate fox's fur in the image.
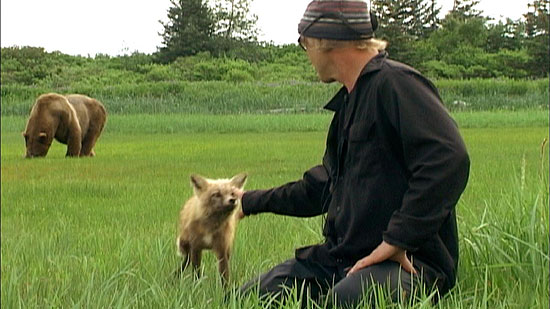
[176,173,247,285]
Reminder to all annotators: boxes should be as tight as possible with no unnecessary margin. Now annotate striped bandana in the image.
[298,0,377,40]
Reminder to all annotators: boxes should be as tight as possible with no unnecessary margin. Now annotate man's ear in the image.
[230,173,248,189]
[190,174,208,194]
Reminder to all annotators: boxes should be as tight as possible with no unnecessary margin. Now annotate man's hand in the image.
[235,189,246,219]
[346,241,417,276]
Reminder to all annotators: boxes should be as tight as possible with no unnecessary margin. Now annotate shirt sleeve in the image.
[241,165,329,217]
[380,70,470,251]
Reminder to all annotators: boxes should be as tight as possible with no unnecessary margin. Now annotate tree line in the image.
[1,0,548,83]
[157,0,549,79]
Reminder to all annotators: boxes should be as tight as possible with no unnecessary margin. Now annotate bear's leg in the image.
[81,134,99,156]
[66,133,82,157]
[66,120,82,157]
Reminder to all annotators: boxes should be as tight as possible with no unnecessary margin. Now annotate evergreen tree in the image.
[407,0,433,38]
[212,0,259,41]
[157,0,216,62]
[156,0,260,62]
[486,18,525,53]
[451,0,482,19]
[524,0,549,76]
[371,0,411,61]
[425,0,442,36]
[371,0,436,62]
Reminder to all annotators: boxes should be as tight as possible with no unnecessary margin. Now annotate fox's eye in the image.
[212,191,222,199]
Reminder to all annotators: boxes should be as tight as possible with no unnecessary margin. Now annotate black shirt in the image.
[242,52,470,293]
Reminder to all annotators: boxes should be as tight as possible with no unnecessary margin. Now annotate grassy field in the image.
[1,79,548,116]
[1,112,549,308]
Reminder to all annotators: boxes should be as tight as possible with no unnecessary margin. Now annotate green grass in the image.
[2,112,549,308]
[1,78,548,116]
[2,110,548,136]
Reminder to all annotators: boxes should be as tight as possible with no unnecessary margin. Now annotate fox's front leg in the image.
[190,248,202,279]
[213,243,231,287]
[175,238,190,277]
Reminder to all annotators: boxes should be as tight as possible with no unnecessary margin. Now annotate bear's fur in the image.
[23,93,107,158]
[176,173,247,286]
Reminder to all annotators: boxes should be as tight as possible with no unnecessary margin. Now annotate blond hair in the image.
[303,37,387,52]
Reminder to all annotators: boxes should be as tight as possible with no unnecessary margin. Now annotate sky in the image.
[1,0,533,57]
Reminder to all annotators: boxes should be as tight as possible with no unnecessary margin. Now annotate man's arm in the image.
[241,165,329,217]
[381,70,470,251]
[348,70,470,274]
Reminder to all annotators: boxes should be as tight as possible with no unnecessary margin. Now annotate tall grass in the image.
[1,79,548,116]
[1,113,548,308]
[2,110,548,136]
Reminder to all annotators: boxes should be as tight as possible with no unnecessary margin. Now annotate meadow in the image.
[1,107,548,308]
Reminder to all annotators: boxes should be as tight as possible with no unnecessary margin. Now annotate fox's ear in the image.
[190,174,208,194]
[230,173,248,189]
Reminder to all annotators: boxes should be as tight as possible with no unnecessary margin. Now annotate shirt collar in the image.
[323,51,388,112]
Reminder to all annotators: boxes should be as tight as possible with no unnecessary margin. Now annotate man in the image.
[238,0,470,307]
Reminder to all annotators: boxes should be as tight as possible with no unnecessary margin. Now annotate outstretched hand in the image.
[235,189,246,219]
[346,241,417,276]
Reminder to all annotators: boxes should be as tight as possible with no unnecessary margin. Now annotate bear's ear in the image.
[38,132,48,142]
[190,174,208,194]
[230,173,248,189]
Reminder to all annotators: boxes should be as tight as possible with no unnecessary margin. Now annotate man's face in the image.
[301,37,337,83]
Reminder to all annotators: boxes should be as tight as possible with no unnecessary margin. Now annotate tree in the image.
[450,0,482,20]
[486,18,525,53]
[156,0,260,62]
[523,0,549,76]
[157,0,216,62]
[371,0,439,62]
[212,0,259,41]
[424,0,442,36]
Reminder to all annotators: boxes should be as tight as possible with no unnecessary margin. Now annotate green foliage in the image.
[0,44,547,116]
[378,0,548,78]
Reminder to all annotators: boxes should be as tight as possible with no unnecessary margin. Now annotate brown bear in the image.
[23,93,107,158]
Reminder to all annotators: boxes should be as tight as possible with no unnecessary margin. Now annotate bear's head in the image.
[23,130,53,158]
[22,93,65,158]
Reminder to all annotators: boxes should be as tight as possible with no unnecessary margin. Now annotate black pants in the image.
[240,258,439,308]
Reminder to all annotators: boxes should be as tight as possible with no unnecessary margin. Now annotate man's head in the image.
[297,1,387,84]
[298,0,377,41]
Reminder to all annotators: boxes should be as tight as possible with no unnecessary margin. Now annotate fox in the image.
[175,173,247,286]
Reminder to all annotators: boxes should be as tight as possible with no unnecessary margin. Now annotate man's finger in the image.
[393,253,417,275]
[347,255,374,276]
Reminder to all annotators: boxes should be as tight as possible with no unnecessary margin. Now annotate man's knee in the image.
[331,261,413,307]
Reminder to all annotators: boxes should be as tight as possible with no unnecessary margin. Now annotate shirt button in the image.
[337,258,343,263]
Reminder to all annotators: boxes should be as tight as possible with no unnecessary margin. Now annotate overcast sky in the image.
[1,0,532,57]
